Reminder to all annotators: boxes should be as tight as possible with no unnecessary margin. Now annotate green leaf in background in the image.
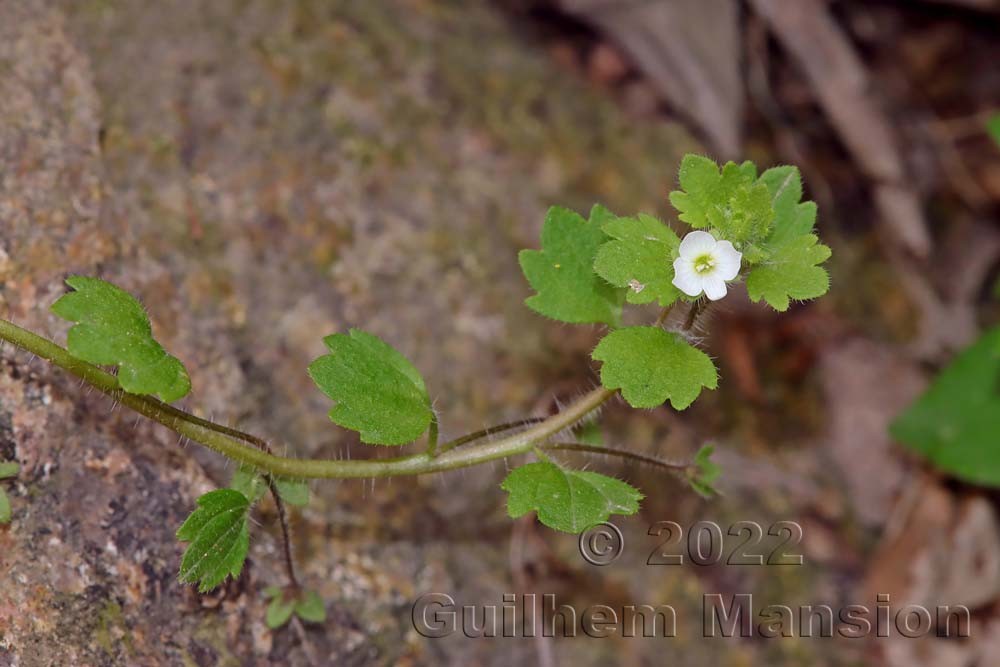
[274,478,309,507]
[688,444,721,498]
[988,113,1000,149]
[308,329,432,446]
[0,490,10,524]
[231,467,309,507]
[0,461,18,524]
[294,591,327,623]
[502,460,642,533]
[574,420,604,446]
[264,587,326,628]
[230,465,268,503]
[593,213,683,306]
[891,327,1000,486]
[668,155,774,248]
[266,591,296,629]
[51,276,191,402]
[176,489,250,593]
[519,205,625,326]
[592,326,718,410]
[746,233,831,312]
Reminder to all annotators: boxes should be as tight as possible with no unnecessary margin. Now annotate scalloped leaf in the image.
[51,276,191,402]
[688,444,722,498]
[746,234,831,311]
[502,460,641,533]
[592,326,717,409]
[593,213,682,306]
[759,166,817,246]
[519,205,625,326]
[308,329,432,446]
[668,155,773,247]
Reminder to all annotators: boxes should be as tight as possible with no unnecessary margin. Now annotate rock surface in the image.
[5,2,968,666]
[0,1,704,665]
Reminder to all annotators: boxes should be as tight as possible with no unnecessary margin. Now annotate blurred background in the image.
[0,0,998,665]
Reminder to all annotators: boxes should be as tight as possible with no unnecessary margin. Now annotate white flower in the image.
[671,230,742,301]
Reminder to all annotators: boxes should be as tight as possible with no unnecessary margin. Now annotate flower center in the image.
[693,253,716,275]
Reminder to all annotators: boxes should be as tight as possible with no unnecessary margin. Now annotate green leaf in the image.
[668,155,774,247]
[230,466,268,503]
[0,488,10,524]
[746,234,831,311]
[274,478,309,507]
[231,467,309,507]
[519,205,624,326]
[501,460,642,533]
[266,596,296,629]
[0,461,15,525]
[988,113,1000,149]
[592,326,718,410]
[294,591,327,624]
[574,420,604,446]
[593,213,682,306]
[759,166,816,247]
[308,329,432,446]
[51,276,191,402]
[176,489,250,593]
[713,169,773,247]
[891,327,1000,486]
[668,155,724,229]
[688,444,721,498]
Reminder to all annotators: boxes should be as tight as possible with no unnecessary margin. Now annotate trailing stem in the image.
[0,318,616,479]
[0,296,709,482]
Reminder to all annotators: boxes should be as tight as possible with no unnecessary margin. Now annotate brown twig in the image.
[266,476,300,592]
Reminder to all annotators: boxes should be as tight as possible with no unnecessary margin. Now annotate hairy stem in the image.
[266,476,300,591]
[218,424,301,592]
[683,299,708,331]
[436,417,546,454]
[0,319,615,479]
[654,304,675,327]
[541,442,691,473]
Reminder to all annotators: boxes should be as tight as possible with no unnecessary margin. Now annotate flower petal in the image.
[702,276,728,301]
[678,230,717,259]
[713,240,743,281]
[672,257,704,297]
